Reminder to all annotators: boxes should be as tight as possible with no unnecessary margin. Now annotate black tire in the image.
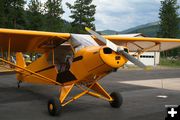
[109,92,123,108]
[17,84,20,88]
[17,81,22,88]
[48,98,62,116]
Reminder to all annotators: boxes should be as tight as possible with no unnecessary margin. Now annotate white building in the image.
[127,52,160,66]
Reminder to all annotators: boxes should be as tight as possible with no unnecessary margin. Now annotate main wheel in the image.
[48,98,62,116]
[109,92,123,108]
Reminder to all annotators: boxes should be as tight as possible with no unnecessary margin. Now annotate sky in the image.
[32,0,180,31]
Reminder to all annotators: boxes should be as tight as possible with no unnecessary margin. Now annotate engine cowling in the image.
[100,46,128,68]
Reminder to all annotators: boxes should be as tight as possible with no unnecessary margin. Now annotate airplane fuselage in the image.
[68,46,128,85]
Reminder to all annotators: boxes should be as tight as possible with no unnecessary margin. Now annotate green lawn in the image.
[160,58,180,67]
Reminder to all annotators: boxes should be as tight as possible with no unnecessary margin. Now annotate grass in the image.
[160,58,180,67]
[122,58,180,70]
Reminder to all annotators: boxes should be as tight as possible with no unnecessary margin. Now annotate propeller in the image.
[85,27,146,69]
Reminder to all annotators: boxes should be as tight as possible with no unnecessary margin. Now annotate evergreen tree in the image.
[158,0,180,57]
[6,0,26,28]
[44,0,64,31]
[0,0,26,28]
[158,0,179,38]
[26,0,44,30]
[66,0,96,33]
[0,0,6,27]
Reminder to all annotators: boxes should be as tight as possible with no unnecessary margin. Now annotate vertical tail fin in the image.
[16,52,26,68]
[16,52,26,82]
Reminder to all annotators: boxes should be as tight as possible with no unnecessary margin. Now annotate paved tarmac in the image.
[0,69,180,120]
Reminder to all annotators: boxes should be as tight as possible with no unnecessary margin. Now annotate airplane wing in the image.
[101,35,180,52]
[0,28,71,52]
[0,28,180,53]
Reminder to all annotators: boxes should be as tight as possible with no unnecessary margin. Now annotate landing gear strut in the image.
[109,92,123,108]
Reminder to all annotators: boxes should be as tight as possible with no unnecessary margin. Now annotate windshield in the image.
[69,34,99,52]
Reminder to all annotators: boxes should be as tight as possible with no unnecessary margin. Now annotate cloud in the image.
[61,0,75,22]
[35,0,180,31]
[93,0,162,31]
[61,0,164,31]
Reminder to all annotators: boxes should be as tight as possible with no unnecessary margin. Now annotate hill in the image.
[98,30,119,35]
[99,21,159,37]
[98,22,160,37]
[99,20,180,38]
[119,22,159,37]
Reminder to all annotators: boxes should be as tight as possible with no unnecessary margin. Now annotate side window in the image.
[54,45,74,72]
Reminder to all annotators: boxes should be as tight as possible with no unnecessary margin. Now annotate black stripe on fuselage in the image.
[72,56,83,62]
[21,65,55,78]
[35,65,55,73]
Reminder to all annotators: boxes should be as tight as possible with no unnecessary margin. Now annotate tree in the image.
[26,0,44,30]
[66,0,96,33]
[5,0,26,28]
[0,0,26,29]
[158,0,179,38]
[158,0,180,57]
[44,0,64,31]
[0,0,6,27]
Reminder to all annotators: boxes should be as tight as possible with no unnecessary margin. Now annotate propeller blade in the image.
[85,27,146,69]
[85,27,119,51]
[85,27,106,43]
[121,51,146,69]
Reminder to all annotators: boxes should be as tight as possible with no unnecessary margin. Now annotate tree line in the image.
[158,0,180,57]
[0,0,96,33]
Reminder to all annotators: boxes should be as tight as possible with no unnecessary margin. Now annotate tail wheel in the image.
[48,98,62,116]
[109,92,123,108]
[17,80,22,88]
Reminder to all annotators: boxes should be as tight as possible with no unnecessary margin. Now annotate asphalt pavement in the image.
[0,69,180,120]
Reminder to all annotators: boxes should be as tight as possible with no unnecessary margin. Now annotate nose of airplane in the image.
[99,47,128,68]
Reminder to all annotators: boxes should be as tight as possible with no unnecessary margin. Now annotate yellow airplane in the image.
[0,27,179,116]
